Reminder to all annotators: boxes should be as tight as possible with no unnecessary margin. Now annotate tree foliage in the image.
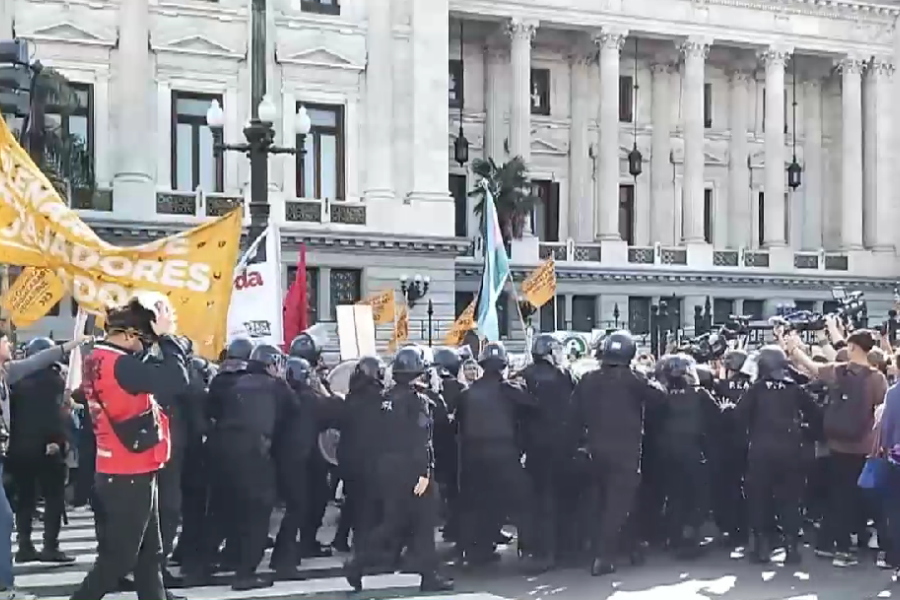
[468,155,538,244]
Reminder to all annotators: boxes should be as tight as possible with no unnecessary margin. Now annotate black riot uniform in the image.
[520,334,577,570]
[207,344,294,591]
[430,348,464,543]
[711,349,752,546]
[331,357,385,552]
[345,347,453,593]
[652,354,719,556]
[456,342,537,566]
[734,345,819,564]
[9,337,73,564]
[573,330,665,576]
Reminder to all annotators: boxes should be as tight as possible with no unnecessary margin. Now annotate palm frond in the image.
[32,68,81,113]
[467,155,536,243]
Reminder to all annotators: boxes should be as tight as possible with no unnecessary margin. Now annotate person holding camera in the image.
[68,296,190,600]
[782,317,886,568]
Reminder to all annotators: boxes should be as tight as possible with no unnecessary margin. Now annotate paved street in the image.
[17,508,900,600]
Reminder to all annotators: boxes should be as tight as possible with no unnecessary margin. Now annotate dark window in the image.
[297,103,345,200]
[45,83,94,206]
[713,298,735,325]
[703,82,712,128]
[449,60,464,109]
[744,299,765,320]
[531,180,559,242]
[619,184,635,245]
[287,265,320,326]
[329,269,361,319]
[455,292,475,318]
[572,295,596,332]
[530,68,550,116]
[794,300,815,313]
[301,0,340,15]
[450,174,468,237]
[823,300,840,315]
[619,75,634,123]
[539,295,565,333]
[172,91,223,193]
[758,191,765,247]
[496,291,510,338]
[660,297,683,331]
[704,188,713,244]
[628,296,651,335]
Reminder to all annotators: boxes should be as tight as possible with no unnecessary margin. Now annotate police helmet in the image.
[250,343,285,371]
[24,337,54,358]
[354,356,385,384]
[433,347,462,378]
[392,347,426,384]
[285,356,312,386]
[723,349,748,374]
[288,333,320,363]
[531,334,562,363]
[657,353,697,388]
[756,345,790,381]
[225,337,254,360]
[190,356,214,384]
[600,330,636,366]
[479,341,509,372]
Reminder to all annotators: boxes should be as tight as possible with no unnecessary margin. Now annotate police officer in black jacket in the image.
[208,343,294,591]
[430,348,464,544]
[9,337,73,564]
[520,334,577,571]
[456,342,537,568]
[735,345,819,564]
[345,347,453,593]
[573,330,665,576]
[653,354,719,557]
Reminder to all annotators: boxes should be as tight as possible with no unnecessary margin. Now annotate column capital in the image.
[567,37,596,66]
[758,46,792,67]
[592,27,628,52]
[870,56,895,77]
[506,18,538,42]
[679,37,711,60]
[836,55,866,74]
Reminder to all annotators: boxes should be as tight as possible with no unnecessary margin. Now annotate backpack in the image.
[822,366,872,443]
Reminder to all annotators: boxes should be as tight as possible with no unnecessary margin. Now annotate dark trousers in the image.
[177,442,209,571]
[273,461,307,569]
[157,453,183,559]
[526,453,569,560]
[333,473,360,548]
[711,449,747,540]
[591,456,640,560]
[661,447,708,541]
[301,453,330,551]
[881,462,900,567]
[351,457,437,576]
[12,455,66,549]
[70,472,165,600]
[820,451,866,553]
[746,453,803,542]
[74,440,96,507]
[459,443,532,558]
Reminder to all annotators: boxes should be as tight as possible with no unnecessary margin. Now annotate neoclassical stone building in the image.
[4,0,900,345]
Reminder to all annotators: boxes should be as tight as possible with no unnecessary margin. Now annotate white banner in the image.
[65,308,88,392]
[226,224,284,346]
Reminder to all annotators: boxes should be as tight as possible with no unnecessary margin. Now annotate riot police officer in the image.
[735,345,819,564]
[520,334,577,571]
[430,348,464,543]
[573,330,664,576]
[345,347,453,593]
[456,342,537,568]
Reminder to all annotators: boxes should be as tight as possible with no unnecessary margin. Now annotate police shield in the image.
[326,359,359,398]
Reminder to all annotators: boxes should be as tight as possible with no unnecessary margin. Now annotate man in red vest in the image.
[68,297,190,600]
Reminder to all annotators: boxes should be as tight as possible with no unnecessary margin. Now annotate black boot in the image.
[783,539,802,565]
[590,557,616,577]
[749,534,770,564]
[419,573,454,592]
[15,541,38,564]
[344,560,363,592]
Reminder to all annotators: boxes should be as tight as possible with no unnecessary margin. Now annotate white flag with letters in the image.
[226,224,284,346]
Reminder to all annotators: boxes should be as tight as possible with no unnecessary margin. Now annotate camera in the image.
[678,315,750,363]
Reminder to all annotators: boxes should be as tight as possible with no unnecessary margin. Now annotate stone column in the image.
[593,27,627,240]
[759,46,790,247]
[483,44,507,161]
[568,48,593,242]
[679,38,709,244]
[364,0,394,201]
[728,69,751,249]
[838,55,865,250]
[863,60,877,247]
[408,0,452,209]
[871,57,895,252]
[506,18,536,163]
[112,0,154,218]
[801,78,824,250]
[650,61,674,245]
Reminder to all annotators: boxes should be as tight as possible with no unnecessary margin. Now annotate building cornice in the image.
[455,265,898,289]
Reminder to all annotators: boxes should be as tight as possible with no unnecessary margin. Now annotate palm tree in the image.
[469,156,539,245]
[22,66,94,198]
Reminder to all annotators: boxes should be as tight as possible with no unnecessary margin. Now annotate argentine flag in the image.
[475,187,511,342]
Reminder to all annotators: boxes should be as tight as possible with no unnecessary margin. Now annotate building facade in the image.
[5,0,900,346]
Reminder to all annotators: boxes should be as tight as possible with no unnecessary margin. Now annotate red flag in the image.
[282,242,309,350]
